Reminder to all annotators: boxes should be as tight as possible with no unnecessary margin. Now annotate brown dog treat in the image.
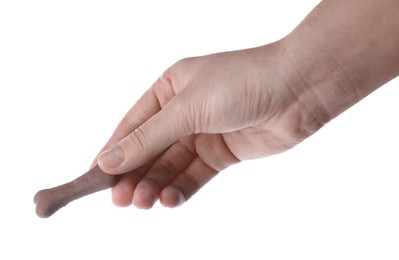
[34,165,119,218]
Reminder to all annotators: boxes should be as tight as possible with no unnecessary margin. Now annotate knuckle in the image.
[127,127,150,155]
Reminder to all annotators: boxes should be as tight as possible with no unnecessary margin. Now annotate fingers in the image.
[111,146,219,209]
[111,134,239,209]
[111,172,143,207]
[111,162,154,207]
[97,93,192,174]
[159,157,219,208]
[159,134,239,208]
[131,137,196,209]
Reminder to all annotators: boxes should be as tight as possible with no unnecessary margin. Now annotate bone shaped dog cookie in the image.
[34,165,119,218]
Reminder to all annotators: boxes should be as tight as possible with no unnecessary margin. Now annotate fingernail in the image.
[98,145,125,169]
[176,191,185,207]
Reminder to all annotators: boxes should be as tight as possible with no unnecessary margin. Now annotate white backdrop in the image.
[1,1,398,259]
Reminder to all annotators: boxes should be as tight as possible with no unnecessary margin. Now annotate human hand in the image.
[95,43,322,209]
[94,0,399,210]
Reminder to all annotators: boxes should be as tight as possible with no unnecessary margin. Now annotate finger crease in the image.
[179,139,197,156]
[220,134,241,163]
[197,157,219,176]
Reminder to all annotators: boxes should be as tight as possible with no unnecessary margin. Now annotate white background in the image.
[1,1,398,259]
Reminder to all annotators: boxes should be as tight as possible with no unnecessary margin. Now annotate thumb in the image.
[97,99,191,175]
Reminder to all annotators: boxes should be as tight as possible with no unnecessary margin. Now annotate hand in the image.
[96,0,399,210]
[95,43,320,209]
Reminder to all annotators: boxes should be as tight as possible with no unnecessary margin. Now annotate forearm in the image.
[280,0,399,127]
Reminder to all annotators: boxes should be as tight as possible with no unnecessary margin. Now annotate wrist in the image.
[259,35,364,143]
[277,36,358,125]
[276,0,399,132]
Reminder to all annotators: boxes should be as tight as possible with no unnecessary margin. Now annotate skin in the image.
[94,0,399,209]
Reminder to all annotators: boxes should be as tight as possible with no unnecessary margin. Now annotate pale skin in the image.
[95,0,399,209]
